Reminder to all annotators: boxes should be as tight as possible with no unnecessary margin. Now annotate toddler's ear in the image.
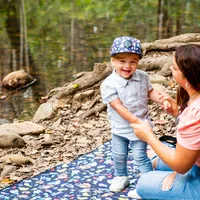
[110,57,115,67]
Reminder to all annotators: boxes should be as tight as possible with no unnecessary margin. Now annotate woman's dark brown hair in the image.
[175,44,200,111]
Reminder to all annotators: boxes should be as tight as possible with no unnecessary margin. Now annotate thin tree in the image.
[20,0,30,73]
[19,0,24,69]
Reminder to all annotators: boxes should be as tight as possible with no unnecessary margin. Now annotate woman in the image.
[128,44,200,200]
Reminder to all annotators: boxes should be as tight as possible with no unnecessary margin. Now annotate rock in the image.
[87,128,101,136]
[0,121,45,136]
[51,118,62,129]
[43,134,53,145]
[152,83,166,93]
[83,123,93,129]
[0,132,25,148]
[152,83,175,97]
[17,167,32,173]
[32,100,58,122]
[149,74,168,86]
[1,165,17,178]
[22,135,34,143]
[2,70,36,90]
[0,154,34,165]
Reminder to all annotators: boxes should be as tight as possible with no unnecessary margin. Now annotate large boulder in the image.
[0,121,45,136]
[0,132,25,148]
[2,70,36,90]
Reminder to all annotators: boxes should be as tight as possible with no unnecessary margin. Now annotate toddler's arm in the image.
[110,98,142,124]
[148,88,171,109]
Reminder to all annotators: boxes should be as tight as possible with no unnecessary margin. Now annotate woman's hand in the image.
[159,93,179,117]
[130,120,154,143]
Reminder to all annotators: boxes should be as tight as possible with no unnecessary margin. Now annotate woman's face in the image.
[170,56,186,87]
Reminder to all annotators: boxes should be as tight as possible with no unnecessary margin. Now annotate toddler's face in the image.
[111,53,139,79]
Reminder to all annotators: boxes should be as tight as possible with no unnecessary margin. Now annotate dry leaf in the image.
[1,178,14,184]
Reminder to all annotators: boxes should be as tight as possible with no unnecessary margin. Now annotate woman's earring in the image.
[185,82,190,88]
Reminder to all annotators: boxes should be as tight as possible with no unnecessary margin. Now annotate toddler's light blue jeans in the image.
[112,134,153,176]
[136,159,200,200]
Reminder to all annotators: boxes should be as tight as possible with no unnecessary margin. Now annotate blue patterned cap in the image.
[110,36,142,58]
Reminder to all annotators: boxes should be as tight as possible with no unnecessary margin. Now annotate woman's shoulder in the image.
[186,98,200,118]
[178,99,200,131]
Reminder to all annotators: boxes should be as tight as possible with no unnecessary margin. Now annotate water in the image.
[0,0,200,122]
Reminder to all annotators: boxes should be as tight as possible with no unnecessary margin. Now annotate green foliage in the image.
[1,0,200,86]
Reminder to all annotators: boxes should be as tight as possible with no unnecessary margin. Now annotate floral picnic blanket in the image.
[0,141,141,200]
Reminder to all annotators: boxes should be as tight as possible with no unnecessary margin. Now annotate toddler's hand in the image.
[162,99,171,110]
[131,119,154,142]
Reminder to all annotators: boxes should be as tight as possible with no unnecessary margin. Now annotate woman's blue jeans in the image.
[112,134,153,176]
[136,159,200,200]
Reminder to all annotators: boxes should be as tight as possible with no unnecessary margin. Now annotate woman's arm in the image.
[110,98,141,123]
[147,135,199,174]
[131,120,199,174]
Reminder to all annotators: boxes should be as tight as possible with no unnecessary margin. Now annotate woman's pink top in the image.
[177,98,200,167]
